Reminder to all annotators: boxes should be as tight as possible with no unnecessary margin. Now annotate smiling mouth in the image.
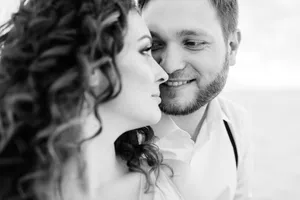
[164,79,196,87]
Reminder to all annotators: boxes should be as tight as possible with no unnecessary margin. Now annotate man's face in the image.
[142,0,239,115]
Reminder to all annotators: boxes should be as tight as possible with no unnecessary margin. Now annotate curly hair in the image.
[0,0,167,199]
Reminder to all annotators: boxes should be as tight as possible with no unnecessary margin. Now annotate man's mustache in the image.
[167,69,196,80]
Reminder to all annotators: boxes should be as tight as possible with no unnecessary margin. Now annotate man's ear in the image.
[228,29,241,66]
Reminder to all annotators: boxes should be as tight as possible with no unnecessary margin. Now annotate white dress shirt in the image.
[152,97,253,200]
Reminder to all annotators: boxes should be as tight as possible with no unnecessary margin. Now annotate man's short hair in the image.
[138,0,239,40]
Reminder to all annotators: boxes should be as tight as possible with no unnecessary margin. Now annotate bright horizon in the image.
[1,0,299,90]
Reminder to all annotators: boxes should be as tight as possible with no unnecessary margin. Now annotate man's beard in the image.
[159,55,229,116]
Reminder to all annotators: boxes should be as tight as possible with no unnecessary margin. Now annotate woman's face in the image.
[107,10,168,128]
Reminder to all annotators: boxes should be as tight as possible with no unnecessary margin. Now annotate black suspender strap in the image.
[223,120,238,169]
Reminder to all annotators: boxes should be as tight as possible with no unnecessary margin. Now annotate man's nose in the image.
[159,45,185,74]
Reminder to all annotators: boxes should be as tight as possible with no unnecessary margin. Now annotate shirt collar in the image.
[206,97,231,129]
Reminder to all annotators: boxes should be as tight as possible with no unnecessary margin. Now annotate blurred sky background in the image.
[226,0,300,90]
[1,0,300,200]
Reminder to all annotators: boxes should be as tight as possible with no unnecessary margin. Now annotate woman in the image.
[0,0,184,199]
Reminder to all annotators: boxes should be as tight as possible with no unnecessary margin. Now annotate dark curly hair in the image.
[0,0,167,199]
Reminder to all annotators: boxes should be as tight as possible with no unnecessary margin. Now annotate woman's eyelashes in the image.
[140,44,152,56]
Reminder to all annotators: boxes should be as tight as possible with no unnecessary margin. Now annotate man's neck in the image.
[171,104,208,141]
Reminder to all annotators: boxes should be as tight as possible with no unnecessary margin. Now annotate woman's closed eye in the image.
[140,45,152,56]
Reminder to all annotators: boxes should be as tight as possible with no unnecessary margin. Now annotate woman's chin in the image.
[126,108,162,130]
[146,111,162,125]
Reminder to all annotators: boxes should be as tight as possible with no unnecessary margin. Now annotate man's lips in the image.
[163,79,196,87]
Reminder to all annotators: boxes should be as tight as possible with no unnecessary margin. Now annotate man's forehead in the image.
[143,0,217,23]
[142,0,220,38]
[150,28,212,39]
[142,0,213,13]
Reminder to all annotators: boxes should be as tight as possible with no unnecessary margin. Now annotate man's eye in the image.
[151,41,164,51]
[184,40,208,50]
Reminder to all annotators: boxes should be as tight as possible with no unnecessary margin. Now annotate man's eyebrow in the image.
[176,29,209,38]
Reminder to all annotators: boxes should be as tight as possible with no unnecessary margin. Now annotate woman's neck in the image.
[84,139,127,195]
[82,111,130,197]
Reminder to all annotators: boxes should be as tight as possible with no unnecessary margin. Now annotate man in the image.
[139,0,253,199]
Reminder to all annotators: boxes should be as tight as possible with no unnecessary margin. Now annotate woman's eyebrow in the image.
[138,35,153,43]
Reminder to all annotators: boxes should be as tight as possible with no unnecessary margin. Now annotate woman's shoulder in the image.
[94,160,186,200]
[152,169,185,200]
[138,163,185,200]
[95,171,153,200]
